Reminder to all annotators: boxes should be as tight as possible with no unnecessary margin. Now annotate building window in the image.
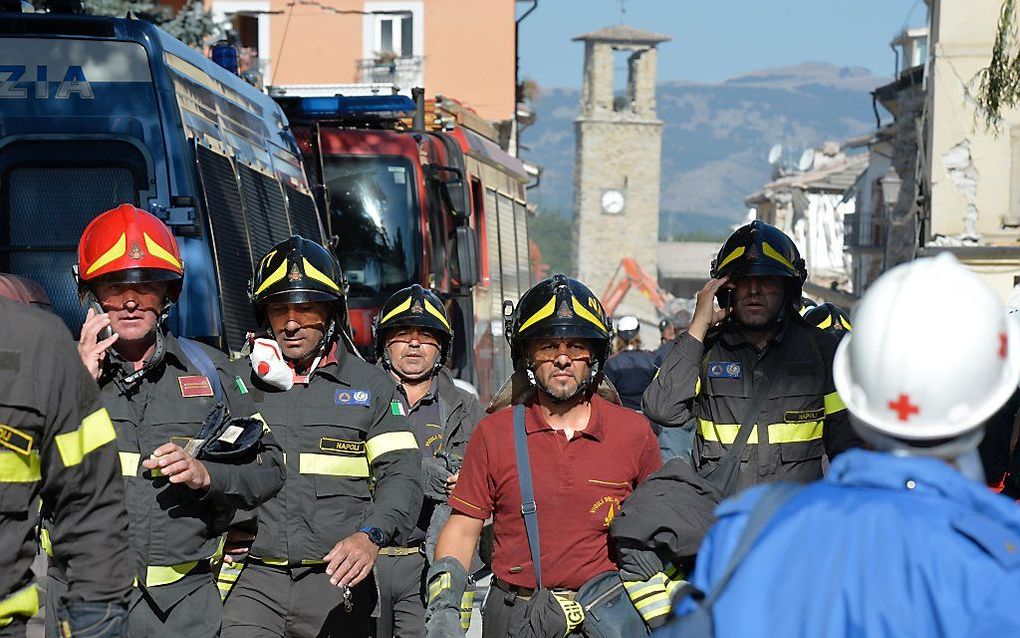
[364,1,423,60]
[361,1,424,90]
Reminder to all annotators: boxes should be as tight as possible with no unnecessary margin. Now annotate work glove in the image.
[422,456,454,502]
[616,545,663,581]
[425,556,469,638]
[57,602,128,638]
[521,589,585,638]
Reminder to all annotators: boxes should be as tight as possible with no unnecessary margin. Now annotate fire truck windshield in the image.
[323,156,421,298]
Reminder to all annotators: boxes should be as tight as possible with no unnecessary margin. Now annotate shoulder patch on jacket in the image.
[951,512,1020,570]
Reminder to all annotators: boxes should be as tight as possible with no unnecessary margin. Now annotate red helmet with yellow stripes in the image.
[76,204,184,301]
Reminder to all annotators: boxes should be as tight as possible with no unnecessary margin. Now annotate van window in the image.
[0,140,149,332]
[238,164,291,260]
[195,145,254,351]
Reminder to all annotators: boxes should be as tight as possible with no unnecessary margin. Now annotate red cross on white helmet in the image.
[833,253,1020,445]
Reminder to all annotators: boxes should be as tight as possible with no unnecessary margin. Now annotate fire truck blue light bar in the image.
[296,95,417,117]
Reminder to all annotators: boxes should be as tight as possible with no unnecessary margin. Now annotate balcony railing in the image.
[357,56,424,91]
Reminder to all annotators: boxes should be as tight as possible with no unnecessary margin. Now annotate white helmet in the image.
[833,253,1020,449]
[616,315,640,341]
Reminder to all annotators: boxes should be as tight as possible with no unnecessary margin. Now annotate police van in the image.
[0,11,323,351]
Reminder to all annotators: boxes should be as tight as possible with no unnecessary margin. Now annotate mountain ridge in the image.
[521,61,888,237]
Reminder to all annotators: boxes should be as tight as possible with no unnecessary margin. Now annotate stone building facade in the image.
[572,25,670,338]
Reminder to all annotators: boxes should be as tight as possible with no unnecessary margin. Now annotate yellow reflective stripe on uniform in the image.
[424,299,452,330]
[824,391,846,414]
[697,419,823,444]
[762,241,795,271]
[379,296,412,326]
[119,452,140,477]
[622,576,671,622]
[0,585,38,628]
[54,408,116,468]
[365,431,418,464]
[571,297,607,331]
[769,421,824,443]
[517,296,556,333]
[39,526,53,558]
[302,258,340,291]
[716,246,745,270]
[298,453,370,478]
[0,450,41,483]
[145,561,199,587]
[695,377,701,395]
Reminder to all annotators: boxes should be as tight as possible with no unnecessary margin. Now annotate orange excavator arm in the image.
[602,257,671,316]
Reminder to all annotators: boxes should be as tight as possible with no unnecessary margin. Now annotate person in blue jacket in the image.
[661,253,1020,638]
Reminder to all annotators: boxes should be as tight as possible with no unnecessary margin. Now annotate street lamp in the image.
[880,168,902,218]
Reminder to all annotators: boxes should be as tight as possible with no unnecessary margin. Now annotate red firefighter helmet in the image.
[76,204,184,301]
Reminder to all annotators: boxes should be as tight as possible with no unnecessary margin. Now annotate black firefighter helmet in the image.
[711,220,807,305]
[504,274,613,380]
[373,284,453,369]
[803,302,853,338]
[248,235,350,331]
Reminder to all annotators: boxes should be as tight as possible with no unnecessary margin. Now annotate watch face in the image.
[601,189,625,214]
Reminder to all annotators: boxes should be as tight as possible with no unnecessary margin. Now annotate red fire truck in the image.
[273,90,532,401]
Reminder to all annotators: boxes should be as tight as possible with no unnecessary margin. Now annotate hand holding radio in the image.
[77,305,119,380]
[689,276,731,343]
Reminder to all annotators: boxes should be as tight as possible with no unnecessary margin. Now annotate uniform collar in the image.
[524,394,605,441]
[302,342,352,386]
[827,449,1020,529]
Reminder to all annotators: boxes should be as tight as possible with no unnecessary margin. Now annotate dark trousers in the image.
[375,552,427,638]
[221,562,376,638]
[47,570,220,638]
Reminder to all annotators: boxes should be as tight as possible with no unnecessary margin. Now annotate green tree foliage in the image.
[81,0,222,48]
[977,0,1020,128]
[528,212,574,277]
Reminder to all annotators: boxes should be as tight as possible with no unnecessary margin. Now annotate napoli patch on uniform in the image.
[320,437,365,456]
[707,361,742,379]
[178,375,214,398]
[336,389,371,407]
[0,424,33,456]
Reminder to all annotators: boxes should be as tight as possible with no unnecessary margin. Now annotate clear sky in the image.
[517,0,927,88]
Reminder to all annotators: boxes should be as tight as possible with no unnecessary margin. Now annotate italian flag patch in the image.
[390,400,406,416]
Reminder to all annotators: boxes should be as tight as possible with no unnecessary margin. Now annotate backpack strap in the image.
[512,403,542,590]
[178,337,225,404]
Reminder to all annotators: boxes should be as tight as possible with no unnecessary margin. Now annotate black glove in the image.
[616,545,663,581]
[422,456,453,501]
[57,601,128,638]
[522,589,585,638]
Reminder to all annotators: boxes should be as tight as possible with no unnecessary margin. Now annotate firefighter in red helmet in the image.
[46,204,285,638]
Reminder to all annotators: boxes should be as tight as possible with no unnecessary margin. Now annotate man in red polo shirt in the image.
[425,274,661,637]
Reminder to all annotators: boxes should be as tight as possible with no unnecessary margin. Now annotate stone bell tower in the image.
[572,25,669,335]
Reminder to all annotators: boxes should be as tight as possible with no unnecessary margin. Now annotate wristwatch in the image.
[358,526,387,547]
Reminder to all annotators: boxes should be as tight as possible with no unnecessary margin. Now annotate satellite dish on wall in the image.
[767,144,783,165]
[798,148,816,172]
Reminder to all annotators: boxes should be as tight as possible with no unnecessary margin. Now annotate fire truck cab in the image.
[275,90,532,401]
